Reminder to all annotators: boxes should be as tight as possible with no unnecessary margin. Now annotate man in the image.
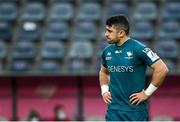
[99,15,168,121]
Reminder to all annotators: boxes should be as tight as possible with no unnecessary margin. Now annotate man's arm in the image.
[149,59,169,87]
[129,59,169,105]
[99,65,112,104]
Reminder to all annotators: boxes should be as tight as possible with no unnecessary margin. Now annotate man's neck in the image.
[116,36,130,46]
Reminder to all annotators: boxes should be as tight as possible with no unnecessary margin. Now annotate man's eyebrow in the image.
[106,28,112,31]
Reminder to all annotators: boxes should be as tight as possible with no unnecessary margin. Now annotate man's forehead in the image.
[106,25,115,30]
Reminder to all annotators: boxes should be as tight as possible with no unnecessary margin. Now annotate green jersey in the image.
[101,38,160,111]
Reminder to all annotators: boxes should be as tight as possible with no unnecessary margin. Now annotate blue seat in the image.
[23,0,48,4]
[38,60,60,72]
[162,2,180,20]
[0,22,12,41]
[49,3,74,21]
[0,0,18,5]
[107,3,129,18]
[0,2,17,21]
[158,20,180,39]
[41,41,65,60]
[111,0,129,2]
[68,40,93,59]
[133,2,157,21]
[131,21,154,40]
[79,0,103,2]
[0,41,7,59]
[20,2,46,21]
[0,61,3,72]
[45,22,69,41]
[12,41,36,59]
[154,39,178,59]
[163,59,176,74]
[77,3,101,22]
[16,21,41,41]
[10,60,32,72]
[67,59,87,72]
[73,22,97,40]
[96,37,109,58]
[50,0,74,3]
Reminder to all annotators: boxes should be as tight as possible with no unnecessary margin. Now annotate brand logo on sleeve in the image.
[106,52,112,60]
[115,50,122,54]
[107,52,111,56]
[142,48,159,62]
[142,48,151,53]
[146,50,159,62]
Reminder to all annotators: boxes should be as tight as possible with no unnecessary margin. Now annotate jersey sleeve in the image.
[101,51,107,68]
[136,44,160,66]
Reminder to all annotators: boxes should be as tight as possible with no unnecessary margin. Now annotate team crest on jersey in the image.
[124,51,133,59]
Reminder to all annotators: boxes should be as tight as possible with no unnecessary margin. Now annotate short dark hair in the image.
[106,15,130,35]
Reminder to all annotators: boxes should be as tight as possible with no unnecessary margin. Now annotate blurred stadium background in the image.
[0,0,179,121]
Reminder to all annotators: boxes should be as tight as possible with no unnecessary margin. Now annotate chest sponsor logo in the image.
[108,65,134,72]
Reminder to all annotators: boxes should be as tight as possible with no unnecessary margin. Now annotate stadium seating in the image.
[154,39,178,60]
[132,2,157,21]
[0,2,17,22]
[0,1,179,121]
[45,21,69,41]
[73,22,97,40]
[16,21,41,41]
[38,60,61,72]
[0,21,12,41]
[48,3,74,22]
[106,3,129,18]
[20,2,46,22]
[0,0,178,74]
[67,59,87,72]
[76,3,102,22]
[0,0,18,3]
[157,20,180,39]
[41,41,65,60]
[68,40,93,59]
[11,41,36,59]
[0,41,7,59]
[162,2,180,20]
[10,60,32,71]
[163,59,176,73]
[131,20,154,40]
[96,36,108,57]
[50,0,75,3]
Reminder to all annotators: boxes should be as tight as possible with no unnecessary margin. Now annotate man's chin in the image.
[107,41,114,44]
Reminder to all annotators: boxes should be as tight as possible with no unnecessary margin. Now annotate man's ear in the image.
[118,30,125,37]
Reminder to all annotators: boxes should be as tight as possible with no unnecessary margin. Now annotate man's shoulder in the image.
[103,44,114,51]
[130,39,146,47]
[129,39,147,51]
